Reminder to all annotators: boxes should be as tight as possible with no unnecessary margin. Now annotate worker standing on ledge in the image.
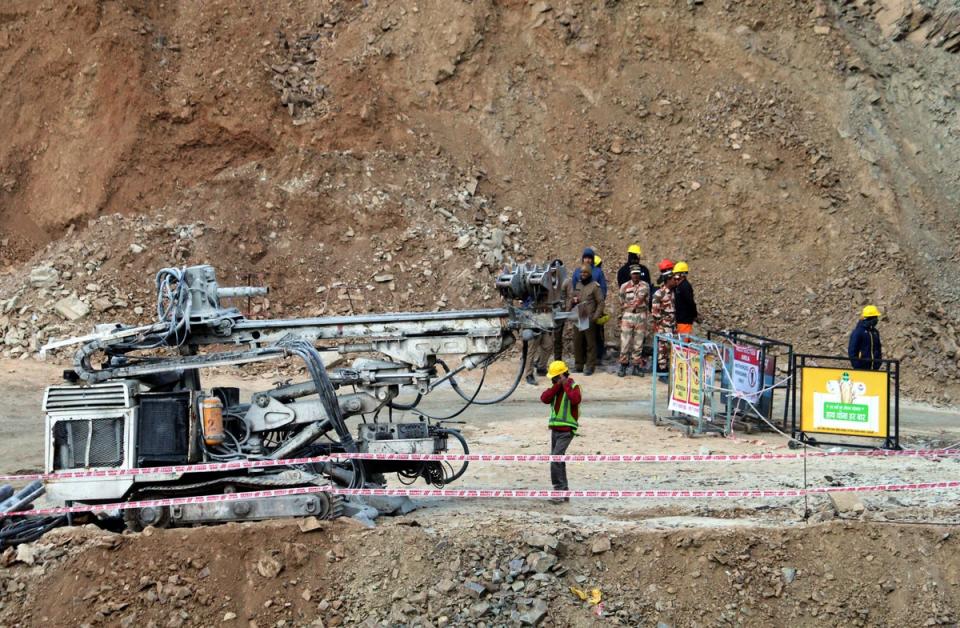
[673,261,698,336]
[541,360,581,503]
[617,265,650,377]
[617,244,652,306]
[571,263,605,375]
[553,259,574,362]
[592,252,611,362]
[651,260,678,377]
[848,305,883,370]
[573,247,608,362]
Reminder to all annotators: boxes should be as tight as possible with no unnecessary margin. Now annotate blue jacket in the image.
[848,320,882,370]
[572,247,608,298]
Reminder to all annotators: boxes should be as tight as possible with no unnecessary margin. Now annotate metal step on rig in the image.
[35,262,570,530]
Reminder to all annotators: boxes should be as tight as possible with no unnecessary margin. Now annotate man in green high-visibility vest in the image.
[540,359,582,503]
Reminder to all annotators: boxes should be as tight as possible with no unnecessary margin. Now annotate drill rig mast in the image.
[39,263,568,529]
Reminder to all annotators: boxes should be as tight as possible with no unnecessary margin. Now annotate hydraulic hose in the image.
[279,339,357,453]
[0,516,66,549]
[154,267,193,347]
[436,428,470,484]
[278,339,365,488]
[387,392,423,411]
[444,339,528,406]
[412,368,487,422]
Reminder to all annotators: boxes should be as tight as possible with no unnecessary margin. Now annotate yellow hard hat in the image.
[546,360,569,379]
[627,244,642,255]
[861,305,881,319]
[673,261,689,274]
[594,255,602,266]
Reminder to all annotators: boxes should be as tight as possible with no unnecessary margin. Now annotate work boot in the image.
[536,366,547,376]
[632,365,643,377]
[617,364,627,377]
[584,367,595,376]
[525,372,536,385]
[549,497,570,504]
[574,365,584,373]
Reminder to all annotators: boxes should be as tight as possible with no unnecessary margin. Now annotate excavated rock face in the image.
[0,0,957,403]
[3,518,960,627]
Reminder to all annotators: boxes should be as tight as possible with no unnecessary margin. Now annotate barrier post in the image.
[651,336,660,420]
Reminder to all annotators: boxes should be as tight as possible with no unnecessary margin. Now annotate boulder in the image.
[30,266,60,288]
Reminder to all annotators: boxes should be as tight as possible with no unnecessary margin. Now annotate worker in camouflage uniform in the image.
[617,265,649,377]
[651,260,679,377]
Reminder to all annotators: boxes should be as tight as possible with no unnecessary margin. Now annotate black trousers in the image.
[550,429,574,490]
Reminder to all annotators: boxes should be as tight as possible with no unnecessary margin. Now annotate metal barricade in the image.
[650,334,731,437]
[707,330,794,433]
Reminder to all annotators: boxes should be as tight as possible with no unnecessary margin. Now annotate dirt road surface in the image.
[3,357,960,626]
[3,357,959,522]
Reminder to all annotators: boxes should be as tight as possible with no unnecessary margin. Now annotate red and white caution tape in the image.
[2,448,960,483]
[7,480,960,517]
[331,449,960,463]
[332,480,960,499]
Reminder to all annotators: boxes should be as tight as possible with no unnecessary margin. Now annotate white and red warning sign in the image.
[668,345,701,417]
[732,344,762,403]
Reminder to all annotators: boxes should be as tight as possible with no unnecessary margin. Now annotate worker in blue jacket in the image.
[572,247,607,297]
[848,305,883,370]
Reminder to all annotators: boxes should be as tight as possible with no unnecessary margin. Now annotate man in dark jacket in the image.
[848,305,883,370]
[672,261,697,335]
[616,244,652,304]
[571,264,604,375]
[572,247,608,362]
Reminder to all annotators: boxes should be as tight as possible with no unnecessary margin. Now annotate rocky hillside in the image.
[0,0,958,402]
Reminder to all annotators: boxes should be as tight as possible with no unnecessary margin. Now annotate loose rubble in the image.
[4,517,960,627]
[0,1,956,403]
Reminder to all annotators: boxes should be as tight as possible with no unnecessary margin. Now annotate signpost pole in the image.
[894,360,900,448]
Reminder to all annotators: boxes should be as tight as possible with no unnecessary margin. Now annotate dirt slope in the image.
[3,517,960,627]
[0,0,958,401]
